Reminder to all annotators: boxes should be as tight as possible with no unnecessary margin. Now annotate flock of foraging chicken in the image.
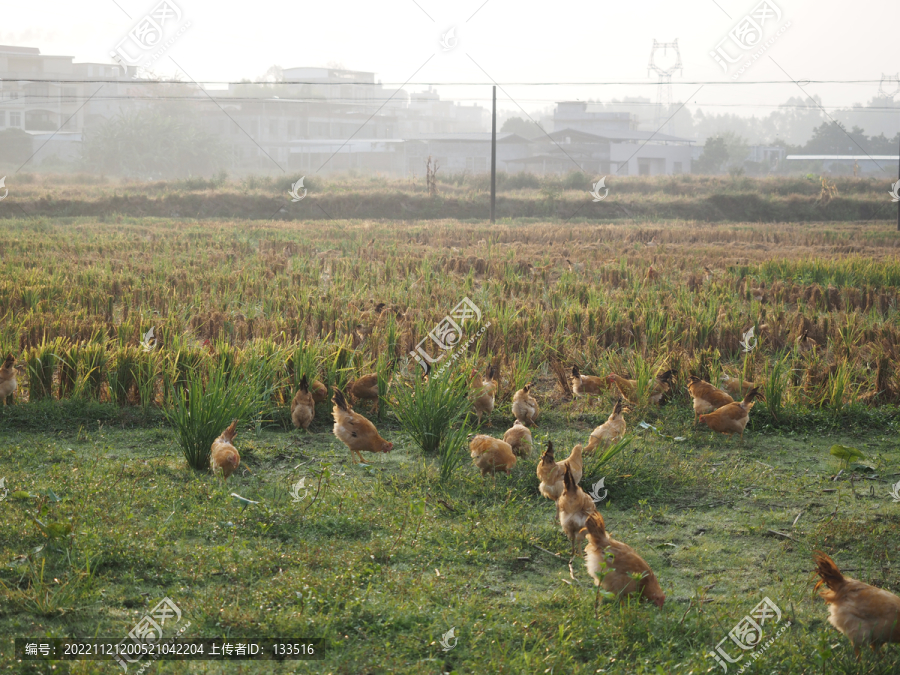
[1,346,897,657]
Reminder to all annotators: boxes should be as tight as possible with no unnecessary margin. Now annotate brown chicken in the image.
[503,420,533,458]
[687,375,734,423]
[570,365,605,398]
[698,387,760,440]
[797,330,818,353]
[646,265,659,281]
[348,373,379,412]
[558,466,597,557]
[719,373,759,399]
[606,370,674,405]
[469,435,517,476]
[0,354,17,403]
[210,421,240,480]
[310,379,328,404]
[586,398,627,452]
[581,512,665,607]
[537,441,584,512]
[512,383,539,426]
[471,364,498,425]
[291,375,316,431]
[814,552,900,658]
[332,389,393,464]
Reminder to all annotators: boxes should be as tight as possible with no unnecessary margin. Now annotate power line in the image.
[4,94,898,113]
[0,78,891,86]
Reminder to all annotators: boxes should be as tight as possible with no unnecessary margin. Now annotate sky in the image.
[2,0,897,120]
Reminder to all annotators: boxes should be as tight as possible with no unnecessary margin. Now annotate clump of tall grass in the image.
[375,353,393,421]
[821,360,858,414]
[134,349,160,412]
[761,353,790,422]
[108,345,141,405]
[389,366,471,482]
[25,338,63,401]
[164,361,274,471]
[79,341,109,400]
[509,342,538,393]
[582,436,632,484]
[436,418,472,484]
[286,341,319,396]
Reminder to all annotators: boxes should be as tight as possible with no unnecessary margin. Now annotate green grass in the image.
[1,400,898,674]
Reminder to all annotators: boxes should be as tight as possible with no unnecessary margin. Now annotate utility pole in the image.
[490,85,497,224]
[897,132,899,231]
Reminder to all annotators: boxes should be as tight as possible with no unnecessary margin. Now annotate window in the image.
[269,119,278,136]
[638,160,650,176]
[673,161,682,174]
[0,111,5,126]
[466,157,474,171]
[10,112,21,127]
[62,87,76,101]
[474,157,487,172]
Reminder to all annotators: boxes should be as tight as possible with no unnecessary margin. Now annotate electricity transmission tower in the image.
[877,73,900,99]
[647,39,683,131]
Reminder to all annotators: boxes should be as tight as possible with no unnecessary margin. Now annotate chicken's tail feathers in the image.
[657,369,675,384]
[571,364,580,378]
[743,386,761,405]
[2,354,14,369]
[222,419,238,442]
[333,388,350,411]
[540,440,555,464]
[563,465,577,495]
[613,397,624,415]
[813,551,845,592]
[299,374,309,393]
[585,511,606,540]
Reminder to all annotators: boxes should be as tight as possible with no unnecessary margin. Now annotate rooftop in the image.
[0,45,41,55]
[785,155,900,160]
[550,127,694,144]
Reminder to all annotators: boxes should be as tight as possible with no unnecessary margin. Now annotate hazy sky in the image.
[2,0,896,119]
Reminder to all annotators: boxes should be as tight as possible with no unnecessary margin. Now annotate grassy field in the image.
[0,214,899,673]
[0,173,895,222]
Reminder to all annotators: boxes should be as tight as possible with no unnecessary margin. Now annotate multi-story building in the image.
[0,45,135,165]
[0,46,694,176]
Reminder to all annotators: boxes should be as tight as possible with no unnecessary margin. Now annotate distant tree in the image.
[0,128,33,165]
[862,131,900,154]
[695,136,729,174]
[500,116,545,140]
[720,131,749,170]
[255,65,283,83]
[802,122,868,155]
[84,108,227,178]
